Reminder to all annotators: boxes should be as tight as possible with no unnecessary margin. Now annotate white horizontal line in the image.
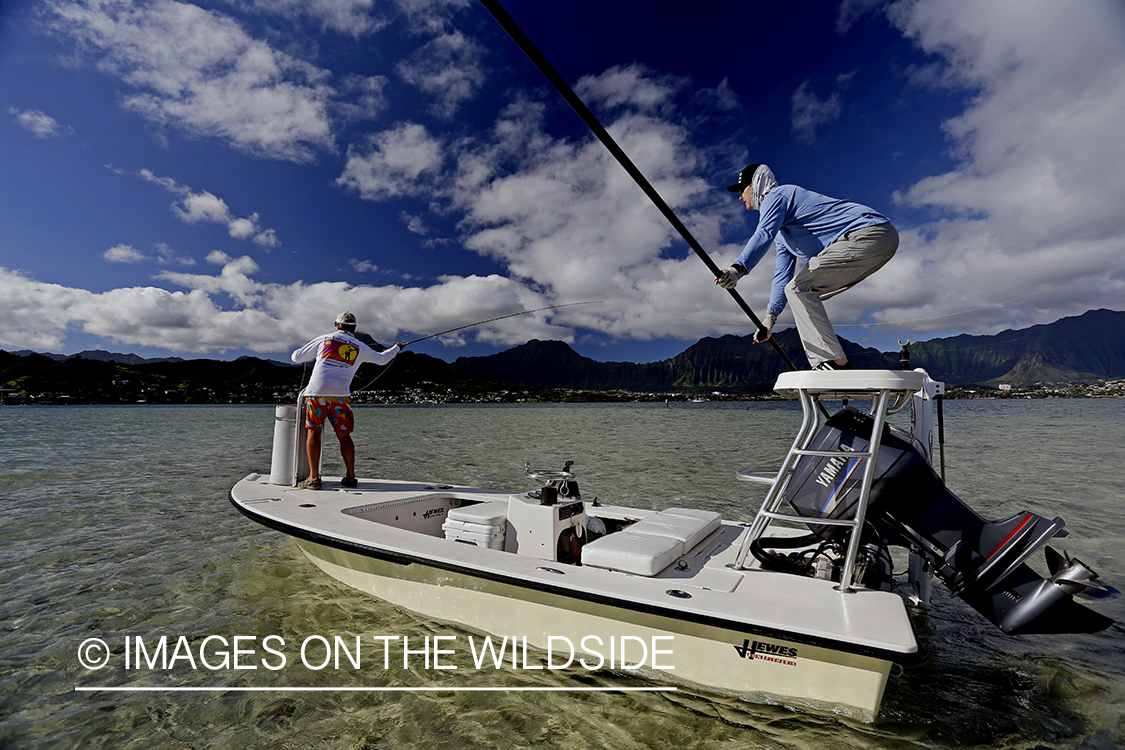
[75,686,675,693]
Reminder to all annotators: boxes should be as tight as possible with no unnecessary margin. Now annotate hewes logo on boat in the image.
[733,638,798,666]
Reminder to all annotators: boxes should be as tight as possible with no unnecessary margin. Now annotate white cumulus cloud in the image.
[395,30,487,119]
[245,0,390,38]
[790,80,843,145]
[47,0,337,162]
[103,244,146,263]
[870,0,1125,338]
[9,107,63,138]
[0,260,568,355]
[139,169,281,249]
[336,122,444,201]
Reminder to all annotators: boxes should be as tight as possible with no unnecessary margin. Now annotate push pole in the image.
[475,0,799,373]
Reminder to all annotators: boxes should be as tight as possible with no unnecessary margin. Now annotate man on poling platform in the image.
[716,164,898,370]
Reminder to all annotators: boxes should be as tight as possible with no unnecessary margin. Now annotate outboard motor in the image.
[768,407,1117,635]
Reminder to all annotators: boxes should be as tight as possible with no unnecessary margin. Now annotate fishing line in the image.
[909,332,1032,353]
[475,0,799,373]
[352,358,395,394]
[298,362,308,392]
[403,300,601,345]
[352,301,601,392]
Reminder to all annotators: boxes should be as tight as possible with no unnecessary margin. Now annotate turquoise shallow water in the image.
[2,399,1124,749]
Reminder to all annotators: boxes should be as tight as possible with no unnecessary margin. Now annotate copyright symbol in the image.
[78,638,111,670]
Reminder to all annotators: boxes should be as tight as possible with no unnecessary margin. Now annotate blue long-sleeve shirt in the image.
[734,184,889,316]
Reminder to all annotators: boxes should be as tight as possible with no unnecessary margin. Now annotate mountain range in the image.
[454,308,1125,391]
[6,349,185,365]
[2,309,1123,403]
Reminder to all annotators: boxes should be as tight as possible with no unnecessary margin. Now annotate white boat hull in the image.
[230,474,914,720]
[298,537,893,718]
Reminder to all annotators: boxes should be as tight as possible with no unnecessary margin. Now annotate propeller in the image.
[1046,546,1120,602]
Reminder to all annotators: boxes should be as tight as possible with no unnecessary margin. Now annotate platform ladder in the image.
[733,370,933,593]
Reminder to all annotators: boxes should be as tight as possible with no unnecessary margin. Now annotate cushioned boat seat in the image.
[581,508,722,576]
[626,507,721,551]
[580,531,682,577]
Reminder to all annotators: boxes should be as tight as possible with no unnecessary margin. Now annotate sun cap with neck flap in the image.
[726,163,778,210]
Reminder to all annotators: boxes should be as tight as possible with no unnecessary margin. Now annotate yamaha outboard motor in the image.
[768,407,1116,635]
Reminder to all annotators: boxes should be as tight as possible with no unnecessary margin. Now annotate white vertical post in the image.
[270,404,298,485]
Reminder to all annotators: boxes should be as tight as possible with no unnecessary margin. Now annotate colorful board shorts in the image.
[304,396,354,433]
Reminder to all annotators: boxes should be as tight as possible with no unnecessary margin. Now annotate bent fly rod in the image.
[404,300,600,345]
[350,300,598,392]
[475,0,799,374]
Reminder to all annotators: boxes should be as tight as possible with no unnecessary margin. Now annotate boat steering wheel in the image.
[525,461,575,487]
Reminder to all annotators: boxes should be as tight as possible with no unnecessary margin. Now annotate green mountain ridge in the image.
[455,309,1125,391]
[2,309,1123,403]
[902,309,1125,385]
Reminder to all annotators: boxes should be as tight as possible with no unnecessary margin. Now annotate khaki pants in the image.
[784,223,898,366]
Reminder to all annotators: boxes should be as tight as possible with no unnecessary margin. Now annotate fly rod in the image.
[352,300,600,392]
[404,300,601,345]
[475,0,799,374]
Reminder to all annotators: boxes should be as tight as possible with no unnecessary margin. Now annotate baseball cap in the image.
[335,311,357,326]
[726,163,762,193]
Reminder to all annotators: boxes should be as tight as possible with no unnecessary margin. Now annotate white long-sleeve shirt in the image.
[291,331,400,397]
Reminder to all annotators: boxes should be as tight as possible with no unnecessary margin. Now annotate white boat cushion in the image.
[580,508,722,576]
[656,508,722,550]
[447,501,509,526]
[581,531,682,577]
[624,508,722,552]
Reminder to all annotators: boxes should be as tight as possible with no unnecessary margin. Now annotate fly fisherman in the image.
[291,312,406,489]
[716,164,898,370]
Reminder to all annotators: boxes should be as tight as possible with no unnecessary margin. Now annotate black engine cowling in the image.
[771,408,1114,635]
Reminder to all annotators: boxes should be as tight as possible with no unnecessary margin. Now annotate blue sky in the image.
[2,0,1124,365]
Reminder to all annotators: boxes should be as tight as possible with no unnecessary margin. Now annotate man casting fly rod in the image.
[290,302,596,490]
[291,311,407,491]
